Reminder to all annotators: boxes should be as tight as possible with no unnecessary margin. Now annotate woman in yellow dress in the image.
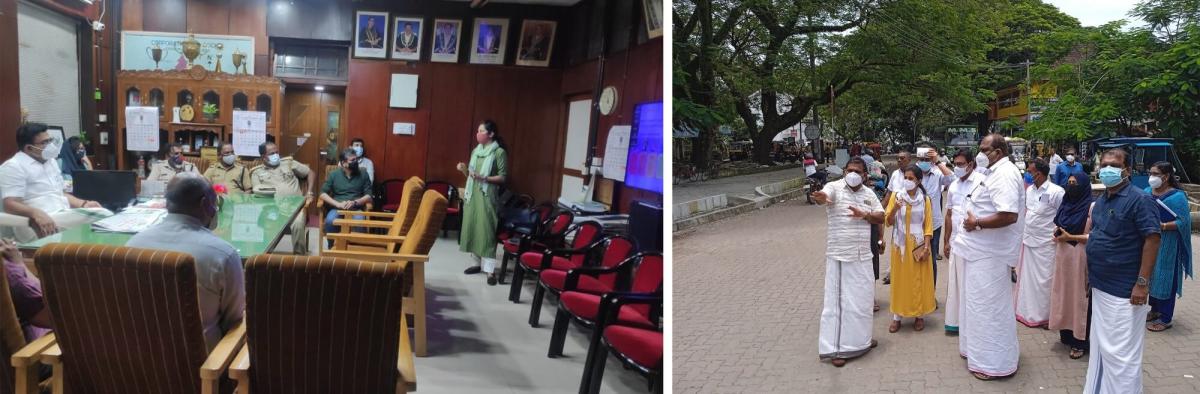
[885,164,937,332]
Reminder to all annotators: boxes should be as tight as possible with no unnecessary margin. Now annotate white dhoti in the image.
[818,257,875,360]
[945,252,966,333]
[962,255,1019,376]
[1084,288,1150,394]
[1014,242,1056,327]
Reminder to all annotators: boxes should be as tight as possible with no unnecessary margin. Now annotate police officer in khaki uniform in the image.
[250,141,314,255]
[203,141,252,193]
[148,143,199,183]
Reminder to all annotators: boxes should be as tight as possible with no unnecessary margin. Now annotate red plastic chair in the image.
[530,235,636,326]
[548,252,662,358]
[510,221,603,304]
[500,210,573,289]
[581,294,663,394]
[425,181,460,237]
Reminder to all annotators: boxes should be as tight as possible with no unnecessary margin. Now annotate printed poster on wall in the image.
[125,106,160,152]
[603,125,630,182]
[232,111,267,157]
[121,31,255,72]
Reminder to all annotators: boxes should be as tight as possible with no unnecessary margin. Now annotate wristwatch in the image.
[1136,276,1149,287]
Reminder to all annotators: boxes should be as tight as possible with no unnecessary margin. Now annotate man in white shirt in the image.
[915,146,954,284]
[810,157,885,367]
[942,149,985,335]
[0,123,102,241]
[1015,159,1065,328]
[955,133,1025,380]
[126,173,244,351]
[881,150,912,284]
[1048,148,1063,177]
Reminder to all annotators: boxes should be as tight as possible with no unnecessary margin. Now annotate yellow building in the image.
[989,81,1057,121]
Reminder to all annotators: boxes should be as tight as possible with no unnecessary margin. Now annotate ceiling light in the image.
[315,85,325,91]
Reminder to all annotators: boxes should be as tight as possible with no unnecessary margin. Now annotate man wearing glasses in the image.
[0,123,102,241]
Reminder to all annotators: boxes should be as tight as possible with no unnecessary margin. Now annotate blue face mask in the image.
[1023,172,1034,185]
[1098,166,1124,187]
[267,153,281,166]
[917,161,931,172]
[352,146,363,156]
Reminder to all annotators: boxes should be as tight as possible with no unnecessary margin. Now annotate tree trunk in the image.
[751,128,774,165]
[691,126,713,170]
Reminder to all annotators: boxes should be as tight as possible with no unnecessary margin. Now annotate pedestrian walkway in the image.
[674,167,808,202]
[673,199,1200,393]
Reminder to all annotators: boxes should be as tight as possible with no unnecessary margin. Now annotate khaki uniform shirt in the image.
[147,160,198,183]
[203,163,252,193]
[249,157,311,196]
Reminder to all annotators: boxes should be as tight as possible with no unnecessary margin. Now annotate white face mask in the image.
[222,154,236,166]
[953,165,969,179]
[1148,175,1164,189]
[975,151,990,169]
[38,142,61,161]
[901,179,917,192]
[844,172,863,187]
[267,153,281,167]
[1066,155,1075,163]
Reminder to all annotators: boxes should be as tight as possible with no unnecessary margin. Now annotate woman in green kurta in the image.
[457,120,508,285]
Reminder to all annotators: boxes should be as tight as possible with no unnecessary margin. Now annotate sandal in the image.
[1147,320,1173,332]
[889,320,901,333]
[831,358,847,367]
[1069,348,1086,359]
[973,372,998,381]
[913,318,925,331]
[1146,312,1162,322]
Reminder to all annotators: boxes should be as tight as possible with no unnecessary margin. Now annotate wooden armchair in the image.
[184,155,210,175]
[1,256,44,394]
[230,254,414,394]
[17,243,243,393]
[317,165,375,244]
[324,176,423,251]
[323,190,446,357]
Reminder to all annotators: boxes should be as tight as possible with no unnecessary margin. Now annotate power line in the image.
[867,9,968,65]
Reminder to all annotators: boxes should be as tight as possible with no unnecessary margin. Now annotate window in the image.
[273,44,349,80]
[18,1,81,135]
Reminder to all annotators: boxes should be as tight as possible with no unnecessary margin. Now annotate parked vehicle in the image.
[1085,137,1192,189]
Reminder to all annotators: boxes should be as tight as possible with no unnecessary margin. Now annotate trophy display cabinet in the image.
[115,66,283,169]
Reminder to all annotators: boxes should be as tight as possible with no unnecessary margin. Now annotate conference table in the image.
[19,194,306,259]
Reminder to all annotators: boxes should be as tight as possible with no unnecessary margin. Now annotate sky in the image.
[1043,0,1142,28]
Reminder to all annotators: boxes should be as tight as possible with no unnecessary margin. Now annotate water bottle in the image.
[138,156,146,179]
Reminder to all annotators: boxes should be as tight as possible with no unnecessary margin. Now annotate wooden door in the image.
[283,88,345,216]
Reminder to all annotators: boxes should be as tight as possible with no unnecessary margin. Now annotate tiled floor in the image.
[284,230,653,393]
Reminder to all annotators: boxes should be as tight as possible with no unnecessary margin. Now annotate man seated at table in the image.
[319,148,372,243]
[0,123,103,241]
[203,141,252,193]
[250,141,314,255]
[2,238,52,342]
[126,173,244,351]
[147,143,199,183]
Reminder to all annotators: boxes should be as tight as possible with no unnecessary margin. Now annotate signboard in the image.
[121,31,255,72]
[945,125,979,147]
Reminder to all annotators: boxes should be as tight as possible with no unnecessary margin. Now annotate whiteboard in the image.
[389,74,419,108]
[232,111,267,157]
[563,100,591,171]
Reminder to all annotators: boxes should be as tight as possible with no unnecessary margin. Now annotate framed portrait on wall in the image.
[642,0,662,39]
[354,11,389,59]
[515,20,556,67]
[430,19,463,63]
[391,16,423,61]
[470,18,509,65]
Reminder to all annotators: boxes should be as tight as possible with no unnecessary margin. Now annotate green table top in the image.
[20,194,305,259]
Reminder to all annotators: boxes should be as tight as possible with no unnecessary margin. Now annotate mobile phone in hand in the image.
[1054,228,1063,237]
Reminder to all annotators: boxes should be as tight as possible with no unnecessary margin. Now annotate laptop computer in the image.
[71,170,138,213]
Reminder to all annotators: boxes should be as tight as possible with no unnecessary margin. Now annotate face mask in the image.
[1023,172,1034,185]
[170,155,183,167]
[975,151,990,169]
[1066,155,1075,163]
[37,142,61,161]
[347,161,360,173]
[352,146,364,156]
[953,165,968,179]
[267,153,281,167]
[1098,166,1125,187]
[844,172,863,187]
[917,161,932,172]
[1066,184,1088,200]
[222,154,236,166]
[76,149,86,158]
[1148,175,1163,189]
[901,179,917,192]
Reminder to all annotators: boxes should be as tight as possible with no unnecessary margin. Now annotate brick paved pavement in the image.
[673,199,1200,393]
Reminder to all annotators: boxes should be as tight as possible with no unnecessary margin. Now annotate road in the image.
[673,199,1200,393]
[673,167,809,202]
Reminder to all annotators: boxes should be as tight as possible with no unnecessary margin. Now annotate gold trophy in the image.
[232,48,247,75]
[179,33,202,68]
[214,43,224,73]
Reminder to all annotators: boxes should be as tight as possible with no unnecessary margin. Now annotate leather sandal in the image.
[973,372,997,381]
[1147,320,1172,332]
[831,358,847,367]
[1069,348,1086,359]
[914,318,925,331]
[888,320,901,333]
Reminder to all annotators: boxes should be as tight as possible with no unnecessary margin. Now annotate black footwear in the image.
[487,275,498,286]
[882,274,891,285]
[464,266,482,275]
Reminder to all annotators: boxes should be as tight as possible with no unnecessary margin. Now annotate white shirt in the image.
[947,171,985,245]
[890,190,929,250]
[359,157,376,183]
[0,151,69,215]
[1048,154,1063,175]
[1022,180,1064,247]
[126,214,245,351]
[821,179,884,262]
[921,166,953,230]
[888,169,905,192]
[952,156,1025,262]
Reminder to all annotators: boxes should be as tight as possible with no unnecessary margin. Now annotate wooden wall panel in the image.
[186,0,229,35]
[345,59,390,179]
[143,0,187,33]
[227,0,267,55]
[380,63,431,183]
[510,69,563,204]
[425,63,475,185]
[121,0,144,31]
[0,0,19,160]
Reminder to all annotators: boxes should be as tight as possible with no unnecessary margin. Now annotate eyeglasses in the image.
[30,139,53,147]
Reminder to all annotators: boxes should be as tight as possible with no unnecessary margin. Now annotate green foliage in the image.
[202,103,218,116]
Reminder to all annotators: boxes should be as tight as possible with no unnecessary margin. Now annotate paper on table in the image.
[232,223,264,242]
[602,125,631,182]
[233,204,264,223]
[232,111,267,157]
[125,107,160,152]
[91,207,166,233]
